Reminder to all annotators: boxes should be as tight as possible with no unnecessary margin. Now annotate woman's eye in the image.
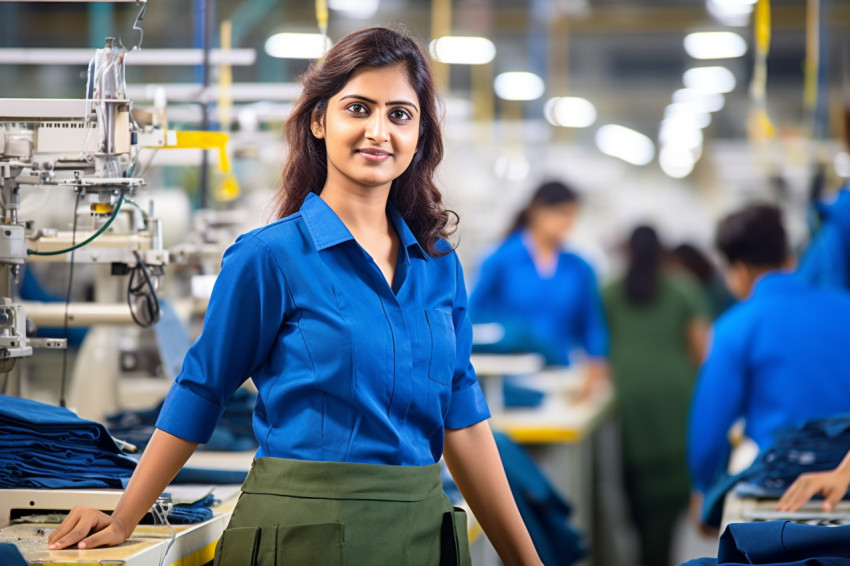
[390,109,411,121]
[347,103,368,114]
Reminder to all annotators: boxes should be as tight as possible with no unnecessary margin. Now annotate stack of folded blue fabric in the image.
[0,394,137,489]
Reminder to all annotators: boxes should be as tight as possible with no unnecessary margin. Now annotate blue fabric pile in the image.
[701,414,850,528]
[680,521,850,565]
[166,493,215,524]
[493,431,586,566]
[0,394,136,489]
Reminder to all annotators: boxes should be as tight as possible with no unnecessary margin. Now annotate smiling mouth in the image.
[356,148,392,162]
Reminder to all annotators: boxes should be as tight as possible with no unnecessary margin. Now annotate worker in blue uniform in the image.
[47,27,542,565]
[688,204,850,527]
[469,181,609,397]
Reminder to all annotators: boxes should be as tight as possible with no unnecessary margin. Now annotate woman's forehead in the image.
[336,64,418,103]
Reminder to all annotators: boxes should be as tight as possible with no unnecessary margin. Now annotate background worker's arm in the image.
[776,449,850,512]
[48,429,198,550]
[444,421,542,566]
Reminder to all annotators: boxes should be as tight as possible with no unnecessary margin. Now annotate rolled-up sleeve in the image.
[156,234,289,443]
[445,254,491,430]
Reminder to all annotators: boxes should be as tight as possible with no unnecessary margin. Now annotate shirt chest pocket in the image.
[425,308,456,385]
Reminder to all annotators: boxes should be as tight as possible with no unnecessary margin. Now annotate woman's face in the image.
[528,201,578,242]
[312,63,421,194]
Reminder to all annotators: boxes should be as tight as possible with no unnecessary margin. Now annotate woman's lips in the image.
[356,148,391,162]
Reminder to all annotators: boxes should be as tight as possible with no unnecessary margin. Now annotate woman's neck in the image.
[320,182,391,236]
[525,227,559,258]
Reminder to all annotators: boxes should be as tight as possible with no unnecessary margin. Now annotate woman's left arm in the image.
[444,421,542,566]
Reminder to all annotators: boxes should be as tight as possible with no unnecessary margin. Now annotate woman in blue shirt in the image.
[469,181,609,396]
[48,27,540,565]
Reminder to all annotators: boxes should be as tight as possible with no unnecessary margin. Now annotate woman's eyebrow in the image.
[340,94,419,111]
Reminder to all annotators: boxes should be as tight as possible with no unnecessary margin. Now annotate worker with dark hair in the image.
[469,180,609,397]
[604,226,710,565]
[688,204,850,527]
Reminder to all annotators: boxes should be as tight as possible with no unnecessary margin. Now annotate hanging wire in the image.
[28,195,125,257]
[59,192,83,408]
[130,1,148,52]
[127,250,161,328]
[151,497,176,566]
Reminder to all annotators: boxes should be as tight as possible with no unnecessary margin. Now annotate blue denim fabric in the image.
[701,414,850,528]
[679,521,850,565]
[0,543,27,566]
[0,394,136,489]
[165,493,215,524]
[493,432,586,566]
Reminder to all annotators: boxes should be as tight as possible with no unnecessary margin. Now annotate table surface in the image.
[721,492,850,532]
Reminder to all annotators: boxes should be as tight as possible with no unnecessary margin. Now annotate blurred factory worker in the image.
[777,448,850,512]
[469,181,609,396]
[603,226,710,566]
[48,27,542,566]
[688,204,850,526]
[671,243,736,318]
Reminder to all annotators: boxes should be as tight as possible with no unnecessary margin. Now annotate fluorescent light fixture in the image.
[683,66,737,94]
[430,36,496,65]
[494,72,545,101]
[659,145,697,179]
[836,152,850,178]
[328,0,379,19]
[595,124,655,166]
[684,31,748,59]
[706,0,756,26]
[659,121,704,150]
[0,48,256,66]
[664,104,712,129]
[265,33,332,60]
[672,88,725,113]
[543,97,597,128]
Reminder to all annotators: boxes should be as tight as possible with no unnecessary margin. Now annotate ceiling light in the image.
[543,97,597,128]
[683,66,737,94]
[430,36,496,65]
[494,72,545,101]
[664,104,712,129]
[595,124,655,166]
[672,88,725,113]
[328,0,379,19]
[265,33,332,59]
[659,122,704,150]
[659,145,697,179]
[684,31,748,59]
[706,0,756,26]
[836,152,850,178]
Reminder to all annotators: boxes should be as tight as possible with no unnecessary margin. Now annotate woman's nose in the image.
[365,112,389,142]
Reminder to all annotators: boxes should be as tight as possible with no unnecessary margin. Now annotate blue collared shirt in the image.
[469,231,609,366]
[156,193,490,466]
[688,271,850,492]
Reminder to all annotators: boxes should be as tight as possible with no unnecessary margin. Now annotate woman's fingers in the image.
[77,523,126,550]
[47,507,114,550]
[776,476,819,511]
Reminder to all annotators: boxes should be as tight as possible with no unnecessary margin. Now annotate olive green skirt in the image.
[213,457,471,566]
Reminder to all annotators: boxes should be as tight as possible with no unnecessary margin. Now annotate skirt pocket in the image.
[439,508,471,566]
[213,522,345,566]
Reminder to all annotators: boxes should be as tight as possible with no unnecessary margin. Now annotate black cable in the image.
[127,250,160,328]
[59,192,83,408]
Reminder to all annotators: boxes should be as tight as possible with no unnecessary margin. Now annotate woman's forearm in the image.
[444,421,541,566]
[112,429,199,537]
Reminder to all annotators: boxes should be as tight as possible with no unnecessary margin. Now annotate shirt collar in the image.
[300,192,429,260]
[751,270,802,297]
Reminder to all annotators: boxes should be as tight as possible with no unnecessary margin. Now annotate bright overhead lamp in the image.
[659,145,697,179]
[595,124,655,166]
[265,33,332,60]
[684,31,748,59]
[672,88,725,113]
[328,0,379,19]
[836,152,850,178]
[664,104,712,129]
[543,97,597,128]
[494,72,545,101]
[659,121,704,150]
[683,66,737,94]
[430,36,496,65]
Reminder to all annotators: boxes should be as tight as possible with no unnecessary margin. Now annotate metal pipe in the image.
[22,302,135,327]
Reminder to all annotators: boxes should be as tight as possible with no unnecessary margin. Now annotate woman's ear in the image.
[311,111,325,139]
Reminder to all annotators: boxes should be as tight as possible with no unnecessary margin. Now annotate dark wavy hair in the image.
[624,225,662,305]
[270,27,455,257]
[508,180,579,235]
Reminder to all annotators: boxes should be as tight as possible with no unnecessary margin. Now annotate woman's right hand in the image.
[775,468,850,512]
[47,506,131,550]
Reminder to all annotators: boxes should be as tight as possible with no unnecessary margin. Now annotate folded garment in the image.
[702,414,850,528]
[679,521,850,565]
[0,543,27,566]
[166,494,216,524]
[0,395,136,489]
